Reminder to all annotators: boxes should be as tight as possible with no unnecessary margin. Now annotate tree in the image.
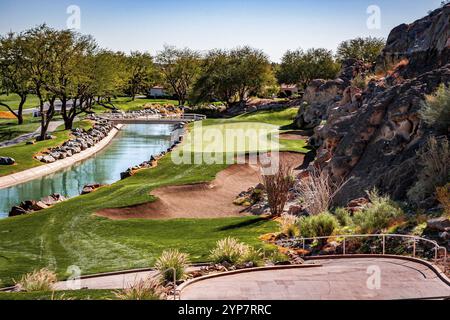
[156,46,201,106]
[336,37,385,64]
[45,29,97,129]
[0,32,31,124]
[124,51,154,100]
[21,25,60,141]
[93,51,127,110]
[193,47,275,106]
[276,48,340,88]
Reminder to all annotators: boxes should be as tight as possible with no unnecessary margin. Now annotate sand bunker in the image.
[279,130,310,141]
[96,152,304,220]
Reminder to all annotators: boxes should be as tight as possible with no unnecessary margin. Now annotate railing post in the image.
[412,237,416,258]
[343,237,346,255]
[302,238,305,250]
[382,235,386,255]
[435,247,438,264]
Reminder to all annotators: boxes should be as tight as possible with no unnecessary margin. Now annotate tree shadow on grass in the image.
[216,216,272,231]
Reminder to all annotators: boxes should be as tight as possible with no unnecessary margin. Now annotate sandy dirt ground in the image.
[279,130,310,141]
[96,152,304,220]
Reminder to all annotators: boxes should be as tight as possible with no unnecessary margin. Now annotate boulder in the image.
[9,206,28,217]
[81,184,103,195]
[427,217,450,232]
[0,157,15,165]
[41,155,56,163]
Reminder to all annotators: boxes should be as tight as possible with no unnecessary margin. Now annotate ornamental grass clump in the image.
[155,249,190,283]
[114,278,164,300]
[209,237,249,265]
[241,247,264,267]
[15,268,57,292]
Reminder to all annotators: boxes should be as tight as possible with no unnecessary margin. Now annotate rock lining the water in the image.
[8,193,67,217]
[0,157,15,165]
[36,117,114,164]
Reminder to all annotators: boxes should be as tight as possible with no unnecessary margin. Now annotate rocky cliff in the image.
[295,4,450,206]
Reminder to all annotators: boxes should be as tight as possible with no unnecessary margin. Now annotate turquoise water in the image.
[0,124,173,218]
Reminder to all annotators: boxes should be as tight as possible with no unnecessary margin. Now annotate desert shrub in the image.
[353,190,405,234]
[209,237,249,265]
[155,249,190,283]
[296,168,346,215]
[15,268,57,292]
[419,84,450,132]
[297,212,339,238]
[261,161,295,216]
[266,251,289,265]
[407,137,450,205]
[279,214,299,237]
[334,207,353,227]
[436,184,450,217]
[114,278,164,300]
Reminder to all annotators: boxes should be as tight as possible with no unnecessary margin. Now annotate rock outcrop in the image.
[295,4,450,206]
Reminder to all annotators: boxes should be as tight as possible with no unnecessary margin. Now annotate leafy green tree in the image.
[276,48,340,88]
[45,29,97,129]
[156,46,201,106]
[124,51,154,100]
[21,24,60,141]
[0,32,32,124]
[336,37,385,64]
[193,47,275,106]
[93,51,127,110]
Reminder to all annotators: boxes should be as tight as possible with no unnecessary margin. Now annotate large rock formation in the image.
[295,4,450,206]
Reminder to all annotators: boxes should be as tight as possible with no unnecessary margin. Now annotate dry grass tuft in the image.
[15,268,57,292]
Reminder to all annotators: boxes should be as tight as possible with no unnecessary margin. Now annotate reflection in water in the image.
[0,124,173,218]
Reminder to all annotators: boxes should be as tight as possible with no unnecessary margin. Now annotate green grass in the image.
[0,108,304,287]
[0,290,117,300]
[0,116,41,142]
[0,94,40,110]
[0,120,93,177]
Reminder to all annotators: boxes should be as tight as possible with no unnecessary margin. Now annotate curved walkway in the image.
[180,258,450,300]
[0,120,64,148]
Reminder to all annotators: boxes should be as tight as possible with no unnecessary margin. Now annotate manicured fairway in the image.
[0,108,306,286]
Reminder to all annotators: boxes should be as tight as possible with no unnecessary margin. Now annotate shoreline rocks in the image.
[0,157,15,165]
[81,183,105,195]
[36,117,114,164]
[9,193,67,217]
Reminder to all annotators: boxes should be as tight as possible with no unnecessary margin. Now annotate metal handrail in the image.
[278,233,448,272]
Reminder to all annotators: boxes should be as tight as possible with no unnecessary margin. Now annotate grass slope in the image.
[0,117,40,142]
[0,107,305,287]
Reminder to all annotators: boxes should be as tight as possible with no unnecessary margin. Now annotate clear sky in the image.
[0,0,443,62]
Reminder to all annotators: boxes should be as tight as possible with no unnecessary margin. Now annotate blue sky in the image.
[0,0,443,61]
